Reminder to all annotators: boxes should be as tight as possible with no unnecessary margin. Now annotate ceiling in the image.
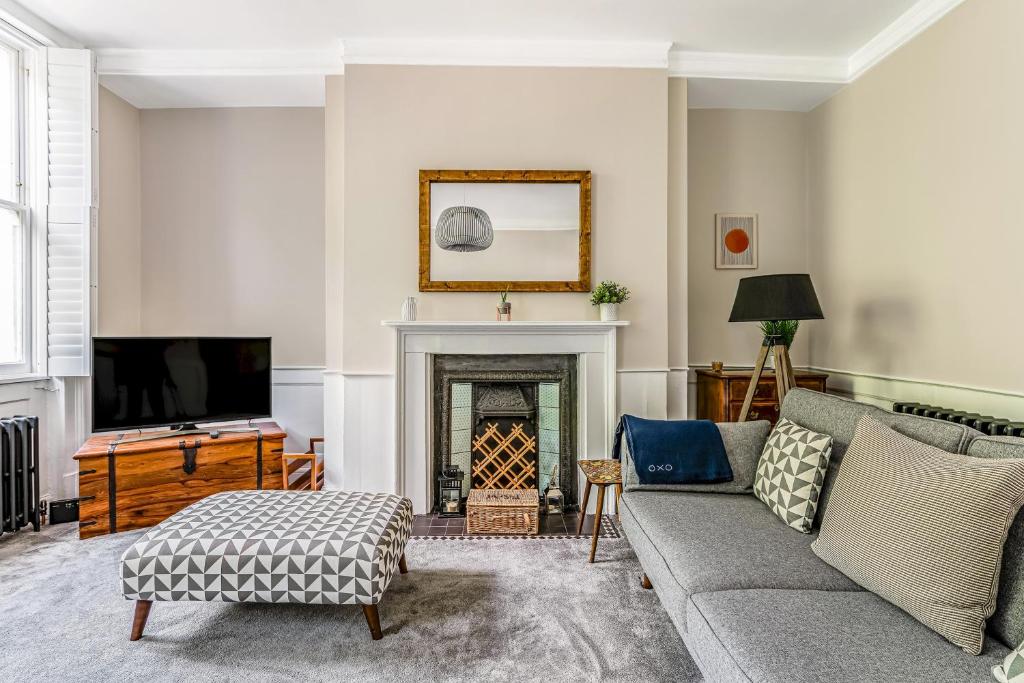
[21,0,920,55]
[687,79,847,113]
[13,0,962,111]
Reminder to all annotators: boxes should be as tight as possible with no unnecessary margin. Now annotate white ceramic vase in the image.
[599,303,619,321]
[401,296,417,321]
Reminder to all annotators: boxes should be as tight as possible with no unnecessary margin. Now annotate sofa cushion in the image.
[621,420,771,494]
[779,388,978,522]
[753,417,833,533]
[812,417,1024,655]
[969,435,1024,648]
[688,589,1009,683]
[618,496,692,637]
[619,491,860,603]
[971,436,1024,460]
[993,639,1024,683]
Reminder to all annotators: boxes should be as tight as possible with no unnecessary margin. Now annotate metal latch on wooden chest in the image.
[179,440,199,474]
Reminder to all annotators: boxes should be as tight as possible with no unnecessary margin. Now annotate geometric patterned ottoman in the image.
[120,489,413,641]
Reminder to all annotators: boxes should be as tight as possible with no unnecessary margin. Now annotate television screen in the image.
[91,337,272,432]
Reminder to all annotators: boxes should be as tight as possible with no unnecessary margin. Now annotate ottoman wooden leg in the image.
[641,573,653,590]
[362,604,383,640]
[130,600,153,641]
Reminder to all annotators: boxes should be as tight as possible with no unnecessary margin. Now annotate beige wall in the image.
[325,77,345,371]
[97,86,142,335]
[807,0,1024,394]
[688,108,810,368]
[335,65,670,372]
[138,107,327,366]
[667,79,688,372]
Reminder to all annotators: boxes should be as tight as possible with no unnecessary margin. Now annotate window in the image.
[0,33,31,378]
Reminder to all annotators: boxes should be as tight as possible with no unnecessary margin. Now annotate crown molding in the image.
[92,0,966,84]
[90,0,968,111]
[96,48,344,76]
[847,0,966,80]
[340,38,672,69]
[0,0,80,48]
[672,0,965,85]
[668,50,847,83]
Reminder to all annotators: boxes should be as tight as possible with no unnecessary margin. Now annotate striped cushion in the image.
[811,416,1024,655]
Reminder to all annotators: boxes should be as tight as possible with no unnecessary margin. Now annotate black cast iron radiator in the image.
[892,403,1024,437]
[0,416,41,535]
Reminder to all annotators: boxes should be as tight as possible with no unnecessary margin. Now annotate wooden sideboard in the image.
[73,421,285,539]
[696,369,828,425]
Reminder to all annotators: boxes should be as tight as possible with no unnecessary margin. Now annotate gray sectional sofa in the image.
[620,388,1024,682]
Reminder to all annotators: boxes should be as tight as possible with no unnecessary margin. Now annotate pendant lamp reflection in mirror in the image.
[435,205,493,252]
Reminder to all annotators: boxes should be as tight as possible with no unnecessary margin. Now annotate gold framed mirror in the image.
[418,169,592,292]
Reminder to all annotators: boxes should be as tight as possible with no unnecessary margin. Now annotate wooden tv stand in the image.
[73,421,285,539]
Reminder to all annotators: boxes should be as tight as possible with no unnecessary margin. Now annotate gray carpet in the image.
[0,524,700,682]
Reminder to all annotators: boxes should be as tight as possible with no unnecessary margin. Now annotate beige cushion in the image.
[812,416,1024,655]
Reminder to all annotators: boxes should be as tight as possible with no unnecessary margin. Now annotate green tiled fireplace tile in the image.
[452,383,472,408]
[539,428,560,454]
[539,382,560,408]
[539,406,559,431]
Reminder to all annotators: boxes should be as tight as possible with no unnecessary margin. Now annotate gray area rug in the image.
[0,524,700,682]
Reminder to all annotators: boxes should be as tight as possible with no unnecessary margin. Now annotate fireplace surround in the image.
[431,354,578,511]
[383,320,627,514]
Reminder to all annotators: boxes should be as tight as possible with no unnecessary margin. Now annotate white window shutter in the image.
[44,47,96,377]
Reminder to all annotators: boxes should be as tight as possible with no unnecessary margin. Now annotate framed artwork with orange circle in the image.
[715,213,758,269]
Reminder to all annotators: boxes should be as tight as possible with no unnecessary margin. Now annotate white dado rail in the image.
[383,320,628,514]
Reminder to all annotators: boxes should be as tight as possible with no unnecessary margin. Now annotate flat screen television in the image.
[92,337,272,432]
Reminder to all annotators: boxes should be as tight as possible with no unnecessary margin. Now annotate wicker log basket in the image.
[466,489,540,535]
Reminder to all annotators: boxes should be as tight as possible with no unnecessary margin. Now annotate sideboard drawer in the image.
[729,401,780,424]
[728,379,777,402]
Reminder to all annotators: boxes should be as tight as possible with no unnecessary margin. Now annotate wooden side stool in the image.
[576,459,623,563]
[282,437,325,491]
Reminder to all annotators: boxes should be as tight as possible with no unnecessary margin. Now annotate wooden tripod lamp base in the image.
[738,338,797,423]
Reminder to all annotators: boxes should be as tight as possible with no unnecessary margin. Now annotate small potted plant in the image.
[496,286,512,321]
[759,320,799,367]
[759,319,799,347]
[590,280,630,321]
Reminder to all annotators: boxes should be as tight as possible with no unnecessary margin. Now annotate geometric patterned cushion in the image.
[995,641,1024,683]
[120,490,413,606]
[753,417,833,533]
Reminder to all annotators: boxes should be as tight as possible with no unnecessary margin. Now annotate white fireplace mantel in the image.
[382,319,629,513]
[382,320,630,333]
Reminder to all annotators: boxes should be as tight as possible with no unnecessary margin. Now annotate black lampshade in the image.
[729,274,824,322]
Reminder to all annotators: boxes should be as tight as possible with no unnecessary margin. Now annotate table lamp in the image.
[729,274,823,421]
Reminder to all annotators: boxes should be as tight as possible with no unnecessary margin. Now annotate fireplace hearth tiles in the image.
[410,512,621,540]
